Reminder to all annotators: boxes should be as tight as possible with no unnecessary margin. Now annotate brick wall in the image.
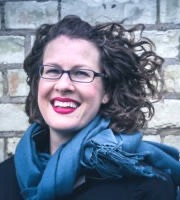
[0,0,180,162]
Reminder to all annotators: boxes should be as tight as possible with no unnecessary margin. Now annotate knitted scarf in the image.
[14,116,180,200]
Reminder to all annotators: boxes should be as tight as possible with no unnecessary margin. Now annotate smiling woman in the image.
[0,15,180,200]
[38,35,109,152]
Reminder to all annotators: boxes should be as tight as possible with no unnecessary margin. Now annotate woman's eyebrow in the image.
[71,64,91,69]
[44,64,91,70]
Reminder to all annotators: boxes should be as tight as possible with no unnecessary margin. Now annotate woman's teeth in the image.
[54,101,78,108]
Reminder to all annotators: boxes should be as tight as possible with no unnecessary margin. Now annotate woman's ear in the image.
[102,93,110,104]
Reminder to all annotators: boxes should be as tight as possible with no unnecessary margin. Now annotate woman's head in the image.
[24,15,164,133]
[38,35,109,135]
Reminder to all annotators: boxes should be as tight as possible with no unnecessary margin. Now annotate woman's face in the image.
[38,35,108,140]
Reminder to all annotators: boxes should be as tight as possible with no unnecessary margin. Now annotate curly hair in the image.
[24,15,164,133]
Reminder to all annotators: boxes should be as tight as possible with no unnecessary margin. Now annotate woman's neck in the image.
[49,128,75,154]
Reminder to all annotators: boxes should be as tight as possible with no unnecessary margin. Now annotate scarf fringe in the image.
[90,143,166,180]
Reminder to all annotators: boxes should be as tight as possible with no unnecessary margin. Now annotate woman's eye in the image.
[73,70,90,77]
[45,68,60,74]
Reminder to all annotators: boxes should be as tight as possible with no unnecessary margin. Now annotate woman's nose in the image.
[54,73,75,92]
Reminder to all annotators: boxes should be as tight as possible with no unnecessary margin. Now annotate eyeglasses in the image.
[39,65,107,83]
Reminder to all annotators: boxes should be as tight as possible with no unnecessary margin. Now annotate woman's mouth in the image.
[51,98,80,114]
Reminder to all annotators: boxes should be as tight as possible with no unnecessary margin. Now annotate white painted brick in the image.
[7,137,20,156]
[31,35,35,48]
[143,30,180,58]
[61,0,156,24]
[0,139,4,162]
[160,0,180,23]
[8,69,29,96]
[0,72,3,97]
[164,135,180,150]
[148,100,180,128]
[0,104,29,131]
[0,36,24,63]
[164,64,180,93]
[143,135,161,143]
[5,1,58,29]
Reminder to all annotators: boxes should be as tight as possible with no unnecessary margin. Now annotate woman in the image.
[0,15,179,200]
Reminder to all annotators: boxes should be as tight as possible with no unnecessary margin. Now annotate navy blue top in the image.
[0,157,177,200]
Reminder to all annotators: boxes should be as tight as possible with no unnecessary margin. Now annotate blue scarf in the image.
[14,116,180,200]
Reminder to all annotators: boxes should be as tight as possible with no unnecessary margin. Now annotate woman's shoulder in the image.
[0,156,14,168]
[0,156,15,181]
[70,174,177,200]
[0,156,23,200]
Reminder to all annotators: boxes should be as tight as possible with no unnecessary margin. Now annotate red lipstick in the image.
[51,97,79,114]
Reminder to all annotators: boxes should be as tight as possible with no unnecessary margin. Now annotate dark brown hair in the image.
[24,15,164,133]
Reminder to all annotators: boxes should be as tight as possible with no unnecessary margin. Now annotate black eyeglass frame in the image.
[39,64,107,83]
